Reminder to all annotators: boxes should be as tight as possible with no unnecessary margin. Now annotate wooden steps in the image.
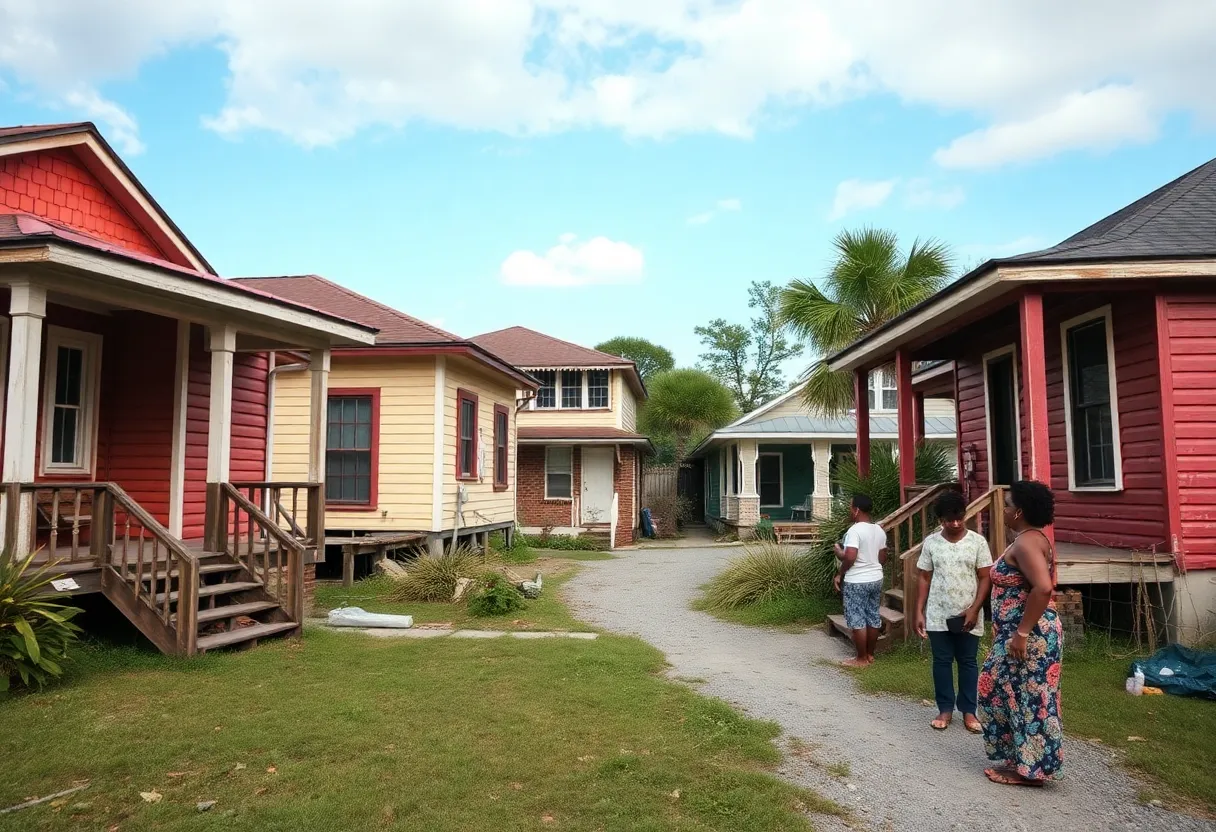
[154,581,262,605]
[824,603,906,654]
[194,600,282,624]
[773,523,820,545]
[196,621,299,653]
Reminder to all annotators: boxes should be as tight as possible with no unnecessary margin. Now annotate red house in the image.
[827,157,1216,644]
[1,123,376,655]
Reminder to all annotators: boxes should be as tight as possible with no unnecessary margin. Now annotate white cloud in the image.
[500,234,644,287]
[0,1,1214,164]
[686,197,743,226]
[904,178,964,210]
[828,178,896,221]
[933,86,1158,169]
[62,88,145,155]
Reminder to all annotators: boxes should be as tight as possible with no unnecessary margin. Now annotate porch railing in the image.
[878,482,955,616]
[220,483,305,623]
[226,481,323,556]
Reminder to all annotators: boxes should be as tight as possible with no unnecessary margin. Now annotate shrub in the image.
[467,573,526,617]
[753,517,775,541]
[520,534,606,552]
[646,493,693,537]
[702,541,819,610]
[489,530,537,563]
[385,545,488,603]
[1,549,83,691]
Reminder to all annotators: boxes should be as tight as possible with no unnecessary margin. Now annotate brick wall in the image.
[1053,589,1085,643]
[517,445,578,527]
[614,446,637,545]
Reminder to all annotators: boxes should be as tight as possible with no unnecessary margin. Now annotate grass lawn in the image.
[845,638,1216,814]
[692,594,839,632]
[3,559,843,831]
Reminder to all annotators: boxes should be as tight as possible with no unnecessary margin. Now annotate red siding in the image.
[1161,296,1216,567]
[1043,294,1167,551]
[0,149,165,258]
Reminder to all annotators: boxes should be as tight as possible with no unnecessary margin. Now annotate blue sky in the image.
[2,2,1214,381]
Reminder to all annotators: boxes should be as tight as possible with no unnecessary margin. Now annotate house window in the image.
[40,326,102,475]
[493,404,509,490]
[561,370,583,408]
[326,392,378,505]
[456,389,479,480]
[545,446,573,499]
[1062,308,1121,489]
[757,453,783,507]
[730,444,740,495]
[587,369,609,408]
[829,443,856,496]
[535,370,556,408]
[868,367,897,411]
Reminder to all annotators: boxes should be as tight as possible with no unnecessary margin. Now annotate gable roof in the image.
[234,275,537,388]
[689,413,956,457]
[0,122,214,273]
[471,326,646,398]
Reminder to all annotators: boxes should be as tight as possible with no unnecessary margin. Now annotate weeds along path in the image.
[566,546,1215,832]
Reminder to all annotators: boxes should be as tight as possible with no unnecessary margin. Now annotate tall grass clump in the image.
[702,541,818,610]
[385,545,489,603]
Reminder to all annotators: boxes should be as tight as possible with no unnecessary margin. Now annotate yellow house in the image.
[234,276,537,565]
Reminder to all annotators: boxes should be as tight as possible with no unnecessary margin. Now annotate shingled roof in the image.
[1008,157,1216,264]
[471,326,646,398]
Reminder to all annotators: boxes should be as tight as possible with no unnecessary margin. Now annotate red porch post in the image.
[896,350,916,500]
[912,392,926,445]
[854,368,870,478]
[1018,291,1054,545]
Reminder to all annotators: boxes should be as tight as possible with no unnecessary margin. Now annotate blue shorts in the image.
[843,579,883,629]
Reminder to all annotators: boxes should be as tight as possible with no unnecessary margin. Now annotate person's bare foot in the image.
[841,657,869,668]
[963,714,982,733]
[931,713,952,730]
[984,767,1044,787]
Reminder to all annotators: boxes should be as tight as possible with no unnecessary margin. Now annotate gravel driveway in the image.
[566,545,1213,832]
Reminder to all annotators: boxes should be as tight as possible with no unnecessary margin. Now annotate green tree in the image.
[780,228,952,415]
[695,280,802,412]
[639,369,738,463]
[594,336,675,382]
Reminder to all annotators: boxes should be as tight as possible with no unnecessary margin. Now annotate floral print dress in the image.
[977,541,1064,781]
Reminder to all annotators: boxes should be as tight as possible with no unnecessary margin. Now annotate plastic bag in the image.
[1131,645,1216,699]
[327,606,414,629]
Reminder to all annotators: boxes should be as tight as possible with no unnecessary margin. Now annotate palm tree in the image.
[780,228,953,415]
[639,369,739,463]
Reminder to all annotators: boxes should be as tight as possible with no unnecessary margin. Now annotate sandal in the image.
[984,768,1044,787]
[931,714,952,730]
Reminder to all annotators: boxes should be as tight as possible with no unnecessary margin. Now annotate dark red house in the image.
[827,157,1216,644]
[1,123,376,655]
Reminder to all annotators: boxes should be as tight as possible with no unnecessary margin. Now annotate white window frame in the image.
[559,369,584,409]
[0,317,9,396]
[586,369,611,410]
[1060,305,1123,492]
[40,325,103,476]
[869,366,897,412]
[532,370,557,409]
[544,445,574,501]
[982,344,1023,489]
[757,451,784,508]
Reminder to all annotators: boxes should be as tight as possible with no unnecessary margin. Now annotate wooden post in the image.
[307,349,330,553]
[896,350,916,501]
[989,486,1007,554]
[1154,295,1184,567]
[286,545,304,624]
[205,326,236,551]
[342,544,355,588]
[175,556,199,656]
[89,488,115,564]
[1018,292,1054,548]
[2,282,46,555]
[854,368,871,478]
[912,392,926,445]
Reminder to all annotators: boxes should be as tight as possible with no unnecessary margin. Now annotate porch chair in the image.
[789,495,812,522]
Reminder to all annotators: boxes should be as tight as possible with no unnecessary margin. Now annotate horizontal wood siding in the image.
[706,449,721,518]
[231,353,269,484]
[182,327,210,539]
[443,359,517,530]
[1043,294,1167,550]
[1164,296,1216,562]
[618,375,638,431]
[273,356,436,531]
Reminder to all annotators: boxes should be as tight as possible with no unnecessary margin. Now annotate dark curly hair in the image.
[1010,480,1055,527]
[933,489,967,521]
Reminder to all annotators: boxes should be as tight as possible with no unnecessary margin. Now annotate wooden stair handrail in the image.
[222,484,305,555]
[878,482,956,532]
[898,486,1005,561]
[221,483,306,623]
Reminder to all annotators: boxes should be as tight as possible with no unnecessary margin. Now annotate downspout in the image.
[265,351,310,488]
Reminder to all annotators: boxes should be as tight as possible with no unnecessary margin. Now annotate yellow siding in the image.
[271,356,436,532]
[443,358,518,530]
[924,397,955,418]
[761,392,811,420]
[517,368,636,429]
[618,375,638,431]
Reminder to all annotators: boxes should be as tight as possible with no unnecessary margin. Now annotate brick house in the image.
[470,327,650,546]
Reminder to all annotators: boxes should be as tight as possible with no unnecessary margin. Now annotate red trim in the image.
[1155,294,1184,565]
[954,364,966,501]
[895,350,916,495]
[912,392,926,445]
[1018,291,1055,553]
[493,403,510,491]
[854,368,870,477]
[455,387,479,481]
[325,387,380,511]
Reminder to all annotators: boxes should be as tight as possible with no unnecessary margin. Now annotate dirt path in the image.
[566,546,1213,832]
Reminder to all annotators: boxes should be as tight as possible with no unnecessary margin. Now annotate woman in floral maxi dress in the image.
[977,480,1063,786]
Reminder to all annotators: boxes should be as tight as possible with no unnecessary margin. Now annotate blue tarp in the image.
[640,508,655,538]
[1131,645,1216,700]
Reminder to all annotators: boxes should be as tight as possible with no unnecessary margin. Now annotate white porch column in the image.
[2,281,47,553]
[307,349,331,485]
[203,326,235,551]
[738,439,760,531]
[167,320,191,537]
[811,440,833,520]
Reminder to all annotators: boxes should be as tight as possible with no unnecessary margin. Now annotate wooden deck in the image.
[1054,542,1175,585]
[325,532,428,587]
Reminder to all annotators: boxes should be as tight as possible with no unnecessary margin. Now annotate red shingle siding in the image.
[1162,296,1216,564]
[1044,294,1167,551]
[517,445,577,527]
[0,149,164,258]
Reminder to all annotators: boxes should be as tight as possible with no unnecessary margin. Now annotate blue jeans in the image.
[928,630,980,715]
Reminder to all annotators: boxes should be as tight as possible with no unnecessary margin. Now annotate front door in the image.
[985,351,1020,486]
[581,447,614,524]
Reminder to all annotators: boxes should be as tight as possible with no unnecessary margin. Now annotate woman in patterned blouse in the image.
[913,489,994,732]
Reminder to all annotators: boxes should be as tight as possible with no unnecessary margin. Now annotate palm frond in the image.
[826,228,900,314]
[886,237,952,314]
[800,362,856,417]
[778,279,858,353]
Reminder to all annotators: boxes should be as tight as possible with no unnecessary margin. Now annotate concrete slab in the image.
[509,631,557,639]
[564,632,599,640]
[360,627,451,638]
[450,629,508,638]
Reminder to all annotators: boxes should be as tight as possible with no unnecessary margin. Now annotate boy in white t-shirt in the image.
[833,493,888,667]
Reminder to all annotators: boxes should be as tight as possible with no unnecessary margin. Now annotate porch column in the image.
[811,440,832,519]
[912,392,926,445]
[204,325,236,551]
[307,349,331,545]
[854,368,870,478]
[896,350,916,500]
[738,439,760,531]
[1018,292,1055,545]
[2,281,47,553]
